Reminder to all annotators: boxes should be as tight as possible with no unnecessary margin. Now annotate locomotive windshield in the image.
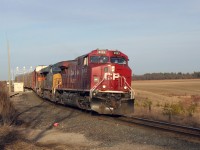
[110,57,127,64]
[90,56,109,63]
[90,56,127,64]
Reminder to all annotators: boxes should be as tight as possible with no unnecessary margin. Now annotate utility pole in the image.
[7,39,11,93]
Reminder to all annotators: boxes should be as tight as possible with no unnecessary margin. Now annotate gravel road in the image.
[9,91,200,150]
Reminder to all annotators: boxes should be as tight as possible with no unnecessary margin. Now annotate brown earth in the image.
[132,79,200,127]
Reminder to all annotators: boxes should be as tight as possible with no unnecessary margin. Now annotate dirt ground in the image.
[1,91,200,150]
[132,79,200,127]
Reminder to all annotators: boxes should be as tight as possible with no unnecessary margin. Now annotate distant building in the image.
[14,82,24,92]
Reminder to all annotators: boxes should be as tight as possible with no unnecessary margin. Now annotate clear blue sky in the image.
[0,0,200,80]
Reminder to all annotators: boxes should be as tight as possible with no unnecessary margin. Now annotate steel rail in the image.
[119,116,200,137]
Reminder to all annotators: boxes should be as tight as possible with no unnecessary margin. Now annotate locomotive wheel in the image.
[54,91,60,103]
[77,96,90,110]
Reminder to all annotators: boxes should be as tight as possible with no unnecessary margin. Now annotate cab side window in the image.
[83,56,88,66]
[90,56,99,63]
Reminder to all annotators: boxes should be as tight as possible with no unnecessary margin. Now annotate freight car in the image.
[15,65,47,90]
[16,49,134,115]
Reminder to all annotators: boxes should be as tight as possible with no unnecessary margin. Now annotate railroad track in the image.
[96,114,200,137]
[12,91,200,137]
[10,92,19,98]
[117,116,200,137]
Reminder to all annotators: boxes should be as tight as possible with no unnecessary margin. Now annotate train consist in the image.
[15,49,134,115]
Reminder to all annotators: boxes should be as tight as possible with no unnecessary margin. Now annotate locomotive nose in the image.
[90,64,134,115]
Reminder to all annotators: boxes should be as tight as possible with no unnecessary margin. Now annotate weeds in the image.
[162,101,199,121]
[156,102,161,107]
[0,82,16,125]
[134,101,139,107]
[162,102,185,121]
[163,102,184,116]
[191,95,200,103]
[142,99,152,112]
[187,103,198,117]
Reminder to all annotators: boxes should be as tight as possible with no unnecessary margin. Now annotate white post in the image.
[7,39,11,93]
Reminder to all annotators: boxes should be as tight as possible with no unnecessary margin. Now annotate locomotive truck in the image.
[16,49,134,115]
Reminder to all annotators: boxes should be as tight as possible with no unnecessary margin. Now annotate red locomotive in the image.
[16,49,134,115]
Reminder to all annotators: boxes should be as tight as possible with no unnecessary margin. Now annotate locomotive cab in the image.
[88,49,134,115]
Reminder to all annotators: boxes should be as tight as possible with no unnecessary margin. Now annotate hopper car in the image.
[15,49,134,115]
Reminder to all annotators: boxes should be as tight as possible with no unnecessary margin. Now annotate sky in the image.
[0,0,200,80]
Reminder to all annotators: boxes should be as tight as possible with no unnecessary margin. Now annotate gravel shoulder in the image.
[4,91,200,150]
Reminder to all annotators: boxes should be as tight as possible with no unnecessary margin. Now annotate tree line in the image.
[132,72,200,80]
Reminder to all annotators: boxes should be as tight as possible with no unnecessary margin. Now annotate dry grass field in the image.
[132,79,200,127]
[0,82,16,126]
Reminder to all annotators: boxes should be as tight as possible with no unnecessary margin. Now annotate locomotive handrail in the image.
[90,75,134,100]
[90,78,105,98]
[121,76,135,99]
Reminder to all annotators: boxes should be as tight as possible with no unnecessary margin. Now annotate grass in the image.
[132,79,200,127]
[0,82,43,149]
[0,82,16,125]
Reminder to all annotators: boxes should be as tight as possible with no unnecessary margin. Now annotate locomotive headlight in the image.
[98,50,106,54]
[94,76,99,83]
[102,85,106,88]
[114,51,120,55]
[111,66,115,72]
[124,86,128,90]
